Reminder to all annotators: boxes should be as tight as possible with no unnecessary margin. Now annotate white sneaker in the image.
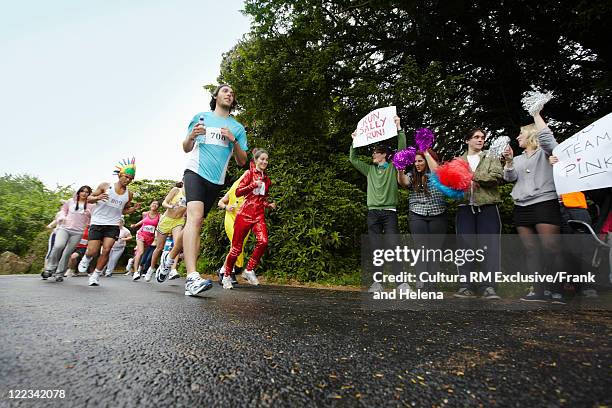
[184,274,213,296]
[155,252,173,283]
[368,282,383,293]
[132,271,141,281]
[105,271,112,277]
[78,256,92,273]
[126,258,134,273]
[168,269,180,280]
[222,275,233,289]
[396,282,412,293]
[242,270,259,286]
[144,268,154,282]
[88,271,101,286]
[67,269,77,277]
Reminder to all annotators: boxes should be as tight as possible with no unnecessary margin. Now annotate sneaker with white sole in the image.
[78,256,92,273]
[41,270,52,280]
[155,252,172,283]
[482,286,501,300]
[242,270,259,286]
[126,258,134,273]
[368,282,383,293]
[132,271,141,281]
[453,287,477,299]
[88,271,101,286]
[222,275,233,289]
[67,269,77,277]
[217,267,225,286]
[168,269,180,280]
[396,282,412,292]
[184,274,213,296]
[54,273,64,282]
[144,267,154,282]
[105,271,112,277]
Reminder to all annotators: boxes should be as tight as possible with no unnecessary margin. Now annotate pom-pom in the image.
[391,147,416,170]
[415,128,435,152]
[487,136,510,159]
[435,159,472,191]
[521,90,553,116]
[429,172,464,199]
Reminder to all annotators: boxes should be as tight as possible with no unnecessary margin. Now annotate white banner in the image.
[552,113,612,195]
[352,106,397,148]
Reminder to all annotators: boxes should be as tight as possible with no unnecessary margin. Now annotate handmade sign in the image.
[552,112,612,195]
[353,106,398,148]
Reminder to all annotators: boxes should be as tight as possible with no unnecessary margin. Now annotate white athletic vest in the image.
[91,183,129,226]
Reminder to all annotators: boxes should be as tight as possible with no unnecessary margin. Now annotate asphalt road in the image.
[1,274,610,407]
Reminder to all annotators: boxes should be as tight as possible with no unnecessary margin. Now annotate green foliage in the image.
[0,175,71,256]
[196,157,367,282]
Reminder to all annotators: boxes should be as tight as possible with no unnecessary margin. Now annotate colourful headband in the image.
[114,157,136,177]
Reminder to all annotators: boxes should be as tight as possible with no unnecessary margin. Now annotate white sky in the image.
[0,0,251,189]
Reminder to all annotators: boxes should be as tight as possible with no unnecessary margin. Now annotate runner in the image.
[145,182,187,283]
[41,209,65,279]
[216,162,252,285]
[45,186,93,282]
[220,148,276,289]
[130,200,160,281]
[105,218,132,277]
[165,84,248,296]
[78,158,140,286]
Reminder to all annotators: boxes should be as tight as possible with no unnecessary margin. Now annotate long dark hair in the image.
[75,185,92,211]
[410,150,439,194]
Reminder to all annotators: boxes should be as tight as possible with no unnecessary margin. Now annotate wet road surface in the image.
[1,275,611,407]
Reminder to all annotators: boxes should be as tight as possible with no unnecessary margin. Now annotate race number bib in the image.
[142,225,155,233]
[198,127,230,147]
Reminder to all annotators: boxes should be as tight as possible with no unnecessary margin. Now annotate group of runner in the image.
[42,84,273,296]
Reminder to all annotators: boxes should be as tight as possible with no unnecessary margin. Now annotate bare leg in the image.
[182,202,204,273]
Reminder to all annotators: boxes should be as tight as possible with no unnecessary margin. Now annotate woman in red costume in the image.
[221,148,276,289]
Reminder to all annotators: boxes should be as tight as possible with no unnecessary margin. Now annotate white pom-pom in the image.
[487,136,510,159]
[521,90,553,116]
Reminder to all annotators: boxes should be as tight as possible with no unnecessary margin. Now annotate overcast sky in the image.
[0,0,251,189]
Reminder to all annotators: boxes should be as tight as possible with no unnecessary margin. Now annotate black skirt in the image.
[513,199,562,227]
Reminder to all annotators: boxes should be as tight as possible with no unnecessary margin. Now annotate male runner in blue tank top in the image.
[174,84,248,296]
[78,158,141,286]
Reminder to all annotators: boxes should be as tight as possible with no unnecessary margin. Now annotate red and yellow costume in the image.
[223,167,272,276]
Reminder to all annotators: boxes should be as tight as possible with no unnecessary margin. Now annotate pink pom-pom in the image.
[435,159,472,191]
[391,147,416,170]
[415,128,435,152]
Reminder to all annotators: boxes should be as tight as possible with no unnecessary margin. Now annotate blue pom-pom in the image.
[429,172,464,199]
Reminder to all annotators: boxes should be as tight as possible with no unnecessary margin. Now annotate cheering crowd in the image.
[40,84,611,304]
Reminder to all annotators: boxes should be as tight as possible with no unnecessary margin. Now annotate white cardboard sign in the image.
[352,106,398,148]
[552,112,612,194]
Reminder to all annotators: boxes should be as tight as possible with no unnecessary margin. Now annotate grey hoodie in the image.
[503,127,558,206]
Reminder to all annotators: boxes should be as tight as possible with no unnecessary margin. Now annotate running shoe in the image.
[551,293,568,305]
[67,269,77,277]
[54,274,64,282]
[168,269,180,280]
[88,271,101,286]
[368,282,383,293]
[155,252,172,283]
[242,270,259,286]
[579,288,598,298]
[222,275,233,289]
[396,282,412,292]
[482,287,501,300]
[230,272,238,285]
[105,271,112,277]
[126,258,134,273]
[78,256,91,273]
[144,267,154,282]
[520,291,549,303]
[184,275,213,296]
[453,288,477,299]
[132,271,141,281]
[41,270,52,280]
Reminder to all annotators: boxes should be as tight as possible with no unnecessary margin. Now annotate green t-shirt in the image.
[349,130,406,210]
